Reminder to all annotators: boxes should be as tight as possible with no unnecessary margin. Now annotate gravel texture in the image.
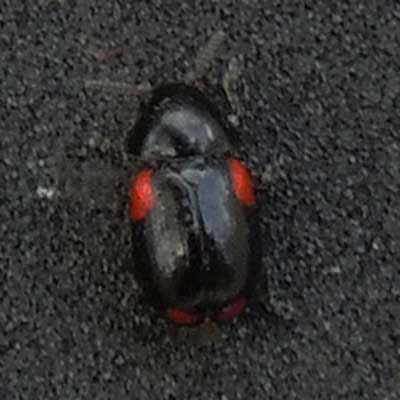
[1,1,399,399]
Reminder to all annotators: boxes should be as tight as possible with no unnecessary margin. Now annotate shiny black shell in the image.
[129,84,261,322]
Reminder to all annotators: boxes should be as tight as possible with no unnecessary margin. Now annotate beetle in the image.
[84,30,264,326]
[128,82,261,326]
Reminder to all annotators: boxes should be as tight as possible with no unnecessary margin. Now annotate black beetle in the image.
[128,83,261,326]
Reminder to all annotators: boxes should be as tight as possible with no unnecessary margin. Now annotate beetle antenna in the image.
[84,79,152,96]
[184,29,226,84]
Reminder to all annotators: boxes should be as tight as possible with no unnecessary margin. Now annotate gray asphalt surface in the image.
[1,1,399,399]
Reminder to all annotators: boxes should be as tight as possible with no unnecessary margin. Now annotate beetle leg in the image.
[90,47,127,62]
[254,164,273,191]
[123,272,144,307]
[222,55,250,129]
[222,56,243,112]
[191,320,222,347]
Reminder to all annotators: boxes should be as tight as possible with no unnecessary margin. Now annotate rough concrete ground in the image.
[1,1,399,399]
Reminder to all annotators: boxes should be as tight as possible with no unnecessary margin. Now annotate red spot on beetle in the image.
[167,308,199,325]
[217,296,247,321]
[228,159,256,207]
[130,169,154,221]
